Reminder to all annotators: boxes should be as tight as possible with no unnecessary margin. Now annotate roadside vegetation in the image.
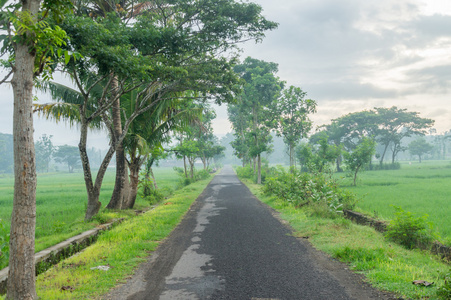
[0,171,214,300]
[0,167,203,270]
[237,170,451,299]
[342,161,451,242]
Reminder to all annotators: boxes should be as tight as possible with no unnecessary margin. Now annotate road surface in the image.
[106,166,393,300]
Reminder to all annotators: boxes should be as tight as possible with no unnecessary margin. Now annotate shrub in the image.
[235,165,254,179]
[262,167,358,216]
[385,206,438,249]
[144,188,165,205]
[195,169,210,181]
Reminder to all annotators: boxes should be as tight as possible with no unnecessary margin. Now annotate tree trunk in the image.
[149,166,158,189]
[353,166,360,186]
[107,78,125,210]
[7,1,40,297]
[79,121,116,221]
[183,155,188,178]
[123,161,140,209]
[121,164,130,207]
[380,143,389,165]
[257,154,262,184]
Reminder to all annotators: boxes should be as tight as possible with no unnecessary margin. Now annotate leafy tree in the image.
[344,137,376,186]
[0,0,73,297]
[36,0,277,219]
[35,134,54,173]
[232,57,282,184]
[296,133,340,173]
[54,145,81,172]
[273,86,316,169]
[408,138,433,163]
[374,107,434,164]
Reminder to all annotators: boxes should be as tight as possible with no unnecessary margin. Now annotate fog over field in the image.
[1,0,451,147]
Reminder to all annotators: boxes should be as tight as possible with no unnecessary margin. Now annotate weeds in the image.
[437,270,451,299]
[385,206,438,250]
[0,219,9,268]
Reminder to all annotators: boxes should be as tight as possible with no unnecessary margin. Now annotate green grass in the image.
[0,167,180,268]
[337,160,451,243]
[32,173,214,299]
[241,177,451,299]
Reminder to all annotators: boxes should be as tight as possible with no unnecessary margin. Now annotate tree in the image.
[54,145,81,172]
[344,137,376,186]
[273,85,316,169]
[35,134,54,173]
[231,57,282,184]
[374,107,434,164]
[36,0,277,219]
[0,133,14,173]
[0,0,72,297]
[408,138,433,163]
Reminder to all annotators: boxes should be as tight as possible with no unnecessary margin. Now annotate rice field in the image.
[340,160,451,243]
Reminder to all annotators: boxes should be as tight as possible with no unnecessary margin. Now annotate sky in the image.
[1,0,451,148]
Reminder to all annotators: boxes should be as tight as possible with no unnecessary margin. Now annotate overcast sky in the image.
[1,0,451,148]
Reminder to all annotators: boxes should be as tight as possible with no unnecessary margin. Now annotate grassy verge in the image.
[19,173,214,299]
[0,168,179,268]
[240,177,450,299]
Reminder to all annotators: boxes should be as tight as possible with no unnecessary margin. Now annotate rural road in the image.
[106,166,393,300]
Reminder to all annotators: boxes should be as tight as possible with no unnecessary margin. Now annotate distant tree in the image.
[408,138,433,163]
[54,145,81,173]
[0,133,13,173]
[344,137,376,186]
[35,134,54,173]
[296,133,340,173]
[374,107,434,164]
[233,57,282,184]
[273,86,316,169]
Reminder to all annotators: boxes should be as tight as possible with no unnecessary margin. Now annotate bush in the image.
[261,167,358,215]
[385,206,438,249]
[235,165,254,179]
[144,188,165,205]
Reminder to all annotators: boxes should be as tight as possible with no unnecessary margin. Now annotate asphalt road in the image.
[106,166,393,300]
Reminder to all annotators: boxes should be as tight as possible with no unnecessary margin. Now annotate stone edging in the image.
[343,209,451,261]
[0,218,124,295]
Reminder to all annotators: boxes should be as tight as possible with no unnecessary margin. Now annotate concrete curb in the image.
[0,218,124,295]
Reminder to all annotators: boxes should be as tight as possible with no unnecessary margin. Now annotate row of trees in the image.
[0,0,277,297]
[228,57,317,184]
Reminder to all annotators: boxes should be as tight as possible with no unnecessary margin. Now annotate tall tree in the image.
[0,0,72,297]
[232,57,282,184]
[273,85,316,169]
[374,106,434,164]
[37,0,277,219]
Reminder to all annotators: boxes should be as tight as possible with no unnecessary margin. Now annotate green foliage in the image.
[0,218,9,267]
[367,162,401,171]
[344,137,376,185]
[409,138,434,163]
[437,270,451,299]
[385,206,438,249]
[261,167,358,215]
